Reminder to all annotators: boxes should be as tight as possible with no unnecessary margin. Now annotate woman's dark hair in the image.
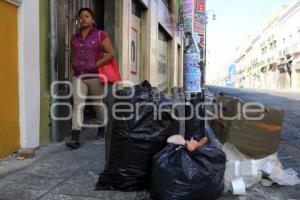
[78,8,95,19]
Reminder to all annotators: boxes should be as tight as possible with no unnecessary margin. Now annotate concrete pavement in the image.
[0,129,151,200]
[1,129,300,199]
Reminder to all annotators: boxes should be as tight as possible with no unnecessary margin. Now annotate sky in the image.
[206,0,295,82]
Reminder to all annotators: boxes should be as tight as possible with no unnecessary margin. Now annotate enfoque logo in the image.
[50,78,265,128]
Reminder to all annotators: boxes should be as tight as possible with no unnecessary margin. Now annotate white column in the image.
[18,0,40,148]
[148,0,158,87]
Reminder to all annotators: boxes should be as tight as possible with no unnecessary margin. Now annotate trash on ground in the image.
[17,148,35,159]
[150,143,226,200]
[222,142,300,196]
[260,179,274,187]
[96,81,178,191]
[231,177,246,195]
[209,93,284,159]
[260,160,300,186]
[16,156,25,160]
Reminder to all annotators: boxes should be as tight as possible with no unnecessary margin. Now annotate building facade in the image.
[117,0,184,91]
[0,0,20,157]
[0,0,48,157]
[225,0,300,90]
[50,0,184,141]
[0,0,184,157]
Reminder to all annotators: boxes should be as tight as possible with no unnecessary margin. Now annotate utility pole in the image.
[179,0,207,137]
[202,19,207,87]
[181,0,206,93]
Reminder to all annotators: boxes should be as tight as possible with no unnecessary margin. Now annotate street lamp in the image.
[202,10,216,88]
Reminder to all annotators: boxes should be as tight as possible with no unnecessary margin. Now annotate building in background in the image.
[230,0,300,90]
[210,63,228,86]
[277,1,300,90]
[213,0,300,90]
[226,64,236,87]
[233,35,255,88]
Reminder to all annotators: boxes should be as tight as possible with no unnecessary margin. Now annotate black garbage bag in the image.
[150,143,226,200]
[96,81,178,191]
[185,93,205,140]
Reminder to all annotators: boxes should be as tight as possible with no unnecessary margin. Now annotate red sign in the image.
[193,0,206,34]
[195,0,205,14]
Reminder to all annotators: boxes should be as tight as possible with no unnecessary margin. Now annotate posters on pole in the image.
[193,0,206,34]
[195,0,205,13]
[182,0,206,92]
[183,18,193,33]
[191,34,204,61]
[193,14,205,34]
[184,53,201,92]
[183,0,194,17]
[183,0,194,33]
[185,33,198,54]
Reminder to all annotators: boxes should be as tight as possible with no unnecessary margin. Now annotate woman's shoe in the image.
[65,130,81,149]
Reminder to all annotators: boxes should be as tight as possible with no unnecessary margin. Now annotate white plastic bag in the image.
[223,142,300,194]
[167,135,186,146]
[223,143,262,192]
[260,158,300,186]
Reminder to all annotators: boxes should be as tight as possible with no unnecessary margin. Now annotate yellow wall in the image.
[0,1,20,157]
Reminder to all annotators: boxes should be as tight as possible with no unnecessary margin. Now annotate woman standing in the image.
[66,8,115,149]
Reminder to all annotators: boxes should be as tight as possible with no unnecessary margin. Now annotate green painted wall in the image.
[39,0,50,144]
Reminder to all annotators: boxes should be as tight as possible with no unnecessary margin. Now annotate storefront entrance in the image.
[53,0,105,141]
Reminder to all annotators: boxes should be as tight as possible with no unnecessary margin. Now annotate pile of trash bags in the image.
[150,143,226,200]
[96,81,178,191]
[96,81,226,200]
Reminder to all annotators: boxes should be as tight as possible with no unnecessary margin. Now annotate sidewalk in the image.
[0,128,300,200]
[0,129,151,200]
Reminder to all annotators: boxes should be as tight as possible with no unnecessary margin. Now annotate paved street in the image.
[0,86,300,200]
[207,86,300,141]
